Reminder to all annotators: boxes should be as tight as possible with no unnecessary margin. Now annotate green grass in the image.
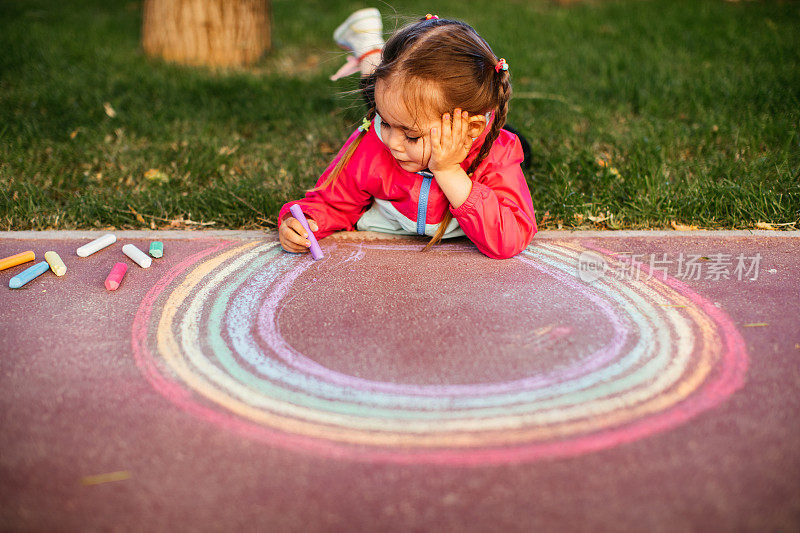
[1,0,798,230]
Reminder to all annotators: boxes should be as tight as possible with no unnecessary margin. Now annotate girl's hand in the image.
[279,215,319,253]
[428,109,473,174]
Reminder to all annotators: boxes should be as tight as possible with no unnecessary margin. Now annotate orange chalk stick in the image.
[0,251,35,271]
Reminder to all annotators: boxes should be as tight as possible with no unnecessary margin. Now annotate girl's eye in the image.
[380,119,419,142]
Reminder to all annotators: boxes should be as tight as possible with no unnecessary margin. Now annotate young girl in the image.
[278,14,537,260]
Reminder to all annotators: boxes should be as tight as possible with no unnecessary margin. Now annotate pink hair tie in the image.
[495,58,509,73]
[425,13,439,20]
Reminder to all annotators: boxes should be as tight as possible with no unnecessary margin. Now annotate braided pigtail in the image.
[466,69,511,177]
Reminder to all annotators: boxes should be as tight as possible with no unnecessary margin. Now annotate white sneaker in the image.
[333,7,384,59]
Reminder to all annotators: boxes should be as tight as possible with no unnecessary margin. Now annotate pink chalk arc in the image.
[131,241,749,465]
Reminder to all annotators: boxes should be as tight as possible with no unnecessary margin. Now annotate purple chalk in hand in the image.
[290,204,324,260]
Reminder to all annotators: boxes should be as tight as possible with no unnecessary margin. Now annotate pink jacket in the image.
[278,122,537,259]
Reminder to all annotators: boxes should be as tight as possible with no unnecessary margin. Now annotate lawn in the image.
[1,0,798,231]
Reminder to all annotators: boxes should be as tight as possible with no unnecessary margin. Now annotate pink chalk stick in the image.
[289,204,323,260]
[105,262,128,291]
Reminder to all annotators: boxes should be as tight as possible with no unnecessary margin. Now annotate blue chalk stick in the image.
[9,260,50,289]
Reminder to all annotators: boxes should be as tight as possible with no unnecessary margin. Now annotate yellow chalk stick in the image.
[0,251,35,271]
[44,251,67,276]
[81,470,131,486]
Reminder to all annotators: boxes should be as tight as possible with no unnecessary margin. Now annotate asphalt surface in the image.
[1,231,798,532]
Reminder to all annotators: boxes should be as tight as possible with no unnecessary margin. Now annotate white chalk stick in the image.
[122,244,152,268]
[76,233,116,257]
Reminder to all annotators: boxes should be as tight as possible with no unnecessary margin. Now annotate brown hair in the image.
[311,16,512,251]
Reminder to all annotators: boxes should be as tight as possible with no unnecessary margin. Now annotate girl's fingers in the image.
[452,108,463,141]
[286,215,317,236]
[461,111,471,149]
[279,227,305,253]
[283,232,306,250]
[460,110,469,141]
[431,127,440,151]
[289,218,308,238]
[286,218,312,247]
[279,215,317,253]
[284,243,308,253]
[446,109,469,148]
[281,239,304,253]
[441,112,452,145]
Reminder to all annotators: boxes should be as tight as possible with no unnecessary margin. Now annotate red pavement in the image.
[0,231,798,532]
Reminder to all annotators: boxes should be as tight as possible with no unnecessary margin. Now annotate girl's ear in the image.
[467,114,488,139]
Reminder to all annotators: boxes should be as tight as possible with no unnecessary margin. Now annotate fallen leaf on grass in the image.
[128,204,145,224]
[588,211,613,224]
[755,221,775,230]
[218,145,238,156]
[103,102,117,118]
[144,169,169,184]
[168,215,216,228]
[112,205,216,229]
[671,221,699,231]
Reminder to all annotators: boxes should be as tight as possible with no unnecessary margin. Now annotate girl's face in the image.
[374,80,440,173]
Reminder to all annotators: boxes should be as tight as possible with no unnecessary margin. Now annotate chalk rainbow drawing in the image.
[131,240,748,465]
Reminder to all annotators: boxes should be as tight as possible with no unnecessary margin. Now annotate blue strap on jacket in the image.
[416,171,434,235]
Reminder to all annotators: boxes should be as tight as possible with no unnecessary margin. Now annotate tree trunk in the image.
[142,0,271,67]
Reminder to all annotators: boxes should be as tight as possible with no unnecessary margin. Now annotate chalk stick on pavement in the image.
[122,244,152,268]
[44,251,67,276]
[0,251,35,271]
[149,241,163,258]
[9,261,50,289]
[77,233,116,257]
[289,204,324,260]
[105,262,128,291]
